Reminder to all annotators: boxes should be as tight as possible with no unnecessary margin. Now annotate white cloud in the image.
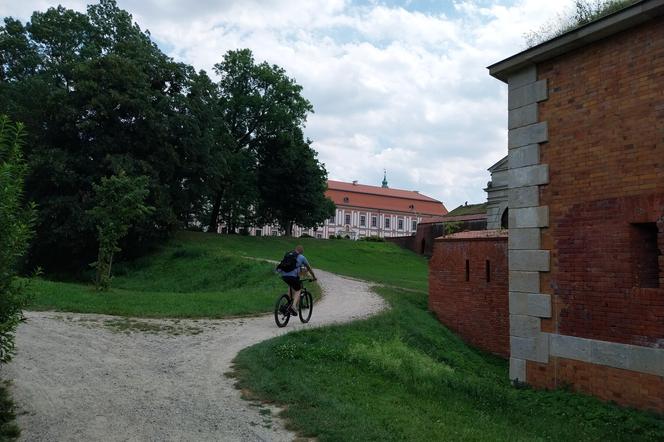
[2,0,574,209]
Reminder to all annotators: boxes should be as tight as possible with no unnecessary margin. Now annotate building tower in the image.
[381,169,388,188]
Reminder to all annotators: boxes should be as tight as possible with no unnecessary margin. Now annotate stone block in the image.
[549,334,592,362]
[508,144,540,169]
[591,340,629,370]
[510,314,541,337]
[509,250,550,272]
[509,206,549,228]
[527,293,551,318]
[511,334,549,363]
[509,103,538,129]
[509,228,540,250]
[508,186,539,209]
[509,292,528,315]
[508,122,548,148]
[508,80,548,110]
[509,271,540,293]
[628,345,664,377]
[508,66,536,90]
[509,357,527,383]
[509,164,549,188]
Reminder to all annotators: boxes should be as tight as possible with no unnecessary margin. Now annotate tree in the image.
[207,49,314,233]
[525,0,637,47]
[256,130,335,236]
[0,115,35,362]
[88,172,153,290]
[0,1,211,271]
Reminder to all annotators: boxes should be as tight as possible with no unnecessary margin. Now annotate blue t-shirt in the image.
[279,254,309,278]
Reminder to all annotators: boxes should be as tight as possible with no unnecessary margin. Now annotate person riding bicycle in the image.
[277,245,317,316]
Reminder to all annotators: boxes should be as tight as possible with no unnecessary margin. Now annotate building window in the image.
[371,216,377,227]
[345,214,351,225]
[360,215,366,227]
[329,214,335,224]
[271,230,278,236]
[412,220,417,231]
[316,233,322,239]
[631,222,660,288]
[385,218,390,229]
[255,230,262,237]
[343,196,349,203]
[398,219,404,230]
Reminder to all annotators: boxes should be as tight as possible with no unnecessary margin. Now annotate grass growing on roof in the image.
[232,286,664,441]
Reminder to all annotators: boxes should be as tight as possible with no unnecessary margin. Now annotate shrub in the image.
[0,115,35,363]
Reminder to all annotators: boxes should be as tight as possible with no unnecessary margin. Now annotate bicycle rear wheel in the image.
[298,290,313,323]
[274,294,291,327]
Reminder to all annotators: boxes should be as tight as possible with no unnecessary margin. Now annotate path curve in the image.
[4,269,386,441]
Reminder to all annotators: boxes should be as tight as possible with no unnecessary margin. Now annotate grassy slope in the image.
[29,234,321,318]
[234,287,664,441]
[177,231,429,292]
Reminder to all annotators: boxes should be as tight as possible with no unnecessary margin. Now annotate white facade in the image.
[246,206,423,240]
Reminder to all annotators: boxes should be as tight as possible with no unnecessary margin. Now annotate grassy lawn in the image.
[28,230,426,317]
[177,231,429,292]
[28,236,320,318]
[233,286,664,441]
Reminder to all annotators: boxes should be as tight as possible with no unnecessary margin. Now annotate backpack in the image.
[277,250,298,272]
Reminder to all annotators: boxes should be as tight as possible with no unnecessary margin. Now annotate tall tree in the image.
[256,130,335,236]
[0,1,211,271]
[207,49,313,233]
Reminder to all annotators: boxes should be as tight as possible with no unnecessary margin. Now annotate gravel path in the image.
[4,269,386,441]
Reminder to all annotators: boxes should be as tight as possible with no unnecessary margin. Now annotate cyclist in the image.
[278,245,317,315]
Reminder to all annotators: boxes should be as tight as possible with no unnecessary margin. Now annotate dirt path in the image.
[4,269,386,441]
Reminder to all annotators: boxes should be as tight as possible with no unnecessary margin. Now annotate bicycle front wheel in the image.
[298,290,313,323]
[274,294,291,328]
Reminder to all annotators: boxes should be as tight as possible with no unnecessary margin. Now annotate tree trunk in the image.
[208,191,222,233]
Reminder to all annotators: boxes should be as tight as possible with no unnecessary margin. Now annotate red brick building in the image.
[429,230,509,357]
[486,0,664,412]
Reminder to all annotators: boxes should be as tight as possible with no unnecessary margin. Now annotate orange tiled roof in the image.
[326,180,448,216]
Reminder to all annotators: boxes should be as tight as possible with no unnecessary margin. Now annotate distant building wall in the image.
[429,231,509,357]
[486,157,509,230]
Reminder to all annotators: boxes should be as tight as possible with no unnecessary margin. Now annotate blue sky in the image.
[2,0,574,210]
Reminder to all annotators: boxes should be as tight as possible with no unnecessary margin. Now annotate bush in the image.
[361,235,385,242]
[0,115,35,362]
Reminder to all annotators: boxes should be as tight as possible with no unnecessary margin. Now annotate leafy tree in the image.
[256,130,335,236]
[0,115,35,362]
[525,0,636,47]
[207,49,314,233]
[0,1,209,271]
[88,172,153,290]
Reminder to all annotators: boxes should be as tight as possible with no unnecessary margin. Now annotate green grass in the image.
[175,231,429,292]
[232,286,664,441]
[28,237,320,318]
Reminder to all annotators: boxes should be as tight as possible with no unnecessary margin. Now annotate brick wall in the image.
[429,231,509,357]
[388,218,487,256]
[532,15,664,410]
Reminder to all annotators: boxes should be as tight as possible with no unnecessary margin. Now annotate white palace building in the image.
[249,175,448,240]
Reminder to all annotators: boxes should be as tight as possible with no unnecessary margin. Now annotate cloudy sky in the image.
[2,0,574,210]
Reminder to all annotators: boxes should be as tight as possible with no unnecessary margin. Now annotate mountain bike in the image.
[274,278,314,327]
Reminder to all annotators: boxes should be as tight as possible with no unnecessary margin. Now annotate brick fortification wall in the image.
[530,16,664,411]
[429,232,509,357]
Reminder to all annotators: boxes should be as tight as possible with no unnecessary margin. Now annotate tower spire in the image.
[381,169,388,188]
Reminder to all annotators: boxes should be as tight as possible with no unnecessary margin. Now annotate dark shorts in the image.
[282,276,302,291]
